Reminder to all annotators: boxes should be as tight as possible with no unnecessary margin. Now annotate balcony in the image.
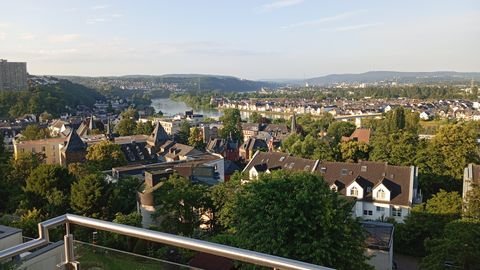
[0,214,332,270]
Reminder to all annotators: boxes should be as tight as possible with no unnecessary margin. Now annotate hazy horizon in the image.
[1,0,479,80]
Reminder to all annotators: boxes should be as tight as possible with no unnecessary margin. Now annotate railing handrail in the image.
[0,213,333,270]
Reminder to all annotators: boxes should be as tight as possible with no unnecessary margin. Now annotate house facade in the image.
[244,151,421,222]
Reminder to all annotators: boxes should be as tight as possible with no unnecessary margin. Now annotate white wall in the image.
[0,232,23,251]
[20,244,65,270]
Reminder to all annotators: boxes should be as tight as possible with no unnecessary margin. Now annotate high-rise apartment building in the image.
[0,59,28,91]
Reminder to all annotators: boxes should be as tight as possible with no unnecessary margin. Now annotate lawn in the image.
[75,243,189,270]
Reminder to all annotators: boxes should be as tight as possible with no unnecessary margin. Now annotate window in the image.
[279,156,285,162]
[366,187,372,193]
[361,165,367,172]
[350,187,358,196]
[392,207,402,217]
[320,167,326,173]
[341,169,348,175]
[376,206,384,212]
[363,210,373,216]
[377,189,386,200]
[331,185,337,192]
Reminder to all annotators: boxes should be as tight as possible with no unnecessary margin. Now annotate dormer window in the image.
[331,185,338,192]
[361,165,367,172]
[377,189,386,200]
[341,169,348,175]
[350,186,358,196]
[320,167,326,173]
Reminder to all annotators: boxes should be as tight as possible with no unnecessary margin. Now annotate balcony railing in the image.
[0,213,333,270]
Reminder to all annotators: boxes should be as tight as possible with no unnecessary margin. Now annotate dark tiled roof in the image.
[241,138,268,152]
[63,129,87,152]
[243,151,317,174]
[316,160,412,206]
[147,122,169,146]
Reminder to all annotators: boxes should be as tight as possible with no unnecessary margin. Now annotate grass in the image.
[75,244,188,270]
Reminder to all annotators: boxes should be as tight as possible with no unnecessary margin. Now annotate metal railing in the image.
[0,213,333,270]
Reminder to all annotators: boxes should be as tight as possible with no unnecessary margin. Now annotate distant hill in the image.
[301,71,480,86]
[57,74,278,92]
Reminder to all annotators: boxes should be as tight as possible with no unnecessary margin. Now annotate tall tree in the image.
[464,185,480,219]
[188,127,206,150]
[421,219,480,270]
[425,123,479,180]
[86,141,127,170]
[327,121,356,143]
[153,174,212,237]
[135,121,154,135]
[24,164,74,217]
[20,125,51,140]
[339,141,371,162]
[220,171,371,270]
[71,173,109,218]
[424,189,462,216]
[176,121,191,144]
[219,108,242,142]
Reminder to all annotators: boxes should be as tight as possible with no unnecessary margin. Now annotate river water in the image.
[150,98,223,118]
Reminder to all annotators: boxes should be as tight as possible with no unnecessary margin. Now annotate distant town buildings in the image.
[0,59,28,91]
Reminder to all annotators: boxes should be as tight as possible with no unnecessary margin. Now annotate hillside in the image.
[0,79,105,118]
[58,74,278,92]
[304,71,480,86]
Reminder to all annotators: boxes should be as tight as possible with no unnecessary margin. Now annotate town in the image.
[1,1,479,269]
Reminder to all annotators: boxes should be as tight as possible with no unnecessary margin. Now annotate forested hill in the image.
[304,71,480,86]
[58,74,278,92]
[0,79,105,118]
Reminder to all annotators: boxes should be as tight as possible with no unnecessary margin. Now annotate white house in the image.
[243,151,421,223]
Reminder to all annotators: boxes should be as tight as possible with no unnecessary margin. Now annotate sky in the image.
[0,0,479,79]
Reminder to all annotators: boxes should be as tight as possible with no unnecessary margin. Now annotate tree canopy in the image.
[86,141,127,170]
[216,171,371,269]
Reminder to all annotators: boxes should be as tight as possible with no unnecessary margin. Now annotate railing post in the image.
[62,222,80,270]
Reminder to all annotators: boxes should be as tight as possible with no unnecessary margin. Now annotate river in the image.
[150,98,223,118]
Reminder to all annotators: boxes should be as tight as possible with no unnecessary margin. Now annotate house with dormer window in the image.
[243,151,421,222]
[317,161,421,222]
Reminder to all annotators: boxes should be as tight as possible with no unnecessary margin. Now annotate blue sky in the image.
[0,0,479,79]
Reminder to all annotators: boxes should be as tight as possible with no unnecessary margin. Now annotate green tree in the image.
[220,108,242,142]
[220,171,371,270]
[86,141,127,170]
[135,121,154,135]
[20,124,51,140]
[425,123,480,180]
[424,189,462,216]
[24,164,74,217]
[176,121,191,144]
[249,112,262,123]
[108,177,140,216]
[188,127,206,150]
[465,185,480,219]
[395,204,459,256]
[327,121,356,143]
[421,219,480,270]
[71,173,109,218]
[11,208,43,238]
[339,141,371,162]
[113,212,142,227]
[296,113,334,137]
[115,118,137,136]
[153,174,212,237]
